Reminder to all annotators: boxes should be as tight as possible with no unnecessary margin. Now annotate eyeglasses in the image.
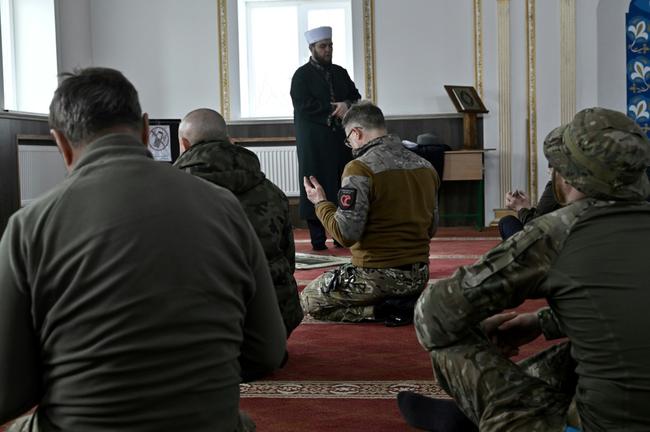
[344,127,362,148]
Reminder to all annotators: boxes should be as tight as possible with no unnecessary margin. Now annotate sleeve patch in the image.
[337,188,357,210]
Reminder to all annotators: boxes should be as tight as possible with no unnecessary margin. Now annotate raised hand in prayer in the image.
[303,176,327,205]
[505,190,532,212]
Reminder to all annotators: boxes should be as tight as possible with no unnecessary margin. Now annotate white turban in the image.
[305,26,332,45]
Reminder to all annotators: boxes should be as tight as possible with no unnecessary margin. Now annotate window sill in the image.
[0,111,49,121]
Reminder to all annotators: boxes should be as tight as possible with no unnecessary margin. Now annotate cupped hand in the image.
[331,102,349,119]
[505,190,531,212]
[303,176,327,205]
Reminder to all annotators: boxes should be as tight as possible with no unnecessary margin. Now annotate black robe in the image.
[290,61,361,219]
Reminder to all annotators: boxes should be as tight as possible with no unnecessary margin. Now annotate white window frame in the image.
[235,0,355,120]
[0,0,58,114]
[0,0,17,110]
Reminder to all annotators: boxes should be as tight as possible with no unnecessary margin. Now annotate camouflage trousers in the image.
[6,411,256,432]
[300,262,429,322]
[431,329,580,432]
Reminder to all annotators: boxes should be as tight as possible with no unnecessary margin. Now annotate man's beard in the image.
[551,169,569,206]
[312,51,332,66]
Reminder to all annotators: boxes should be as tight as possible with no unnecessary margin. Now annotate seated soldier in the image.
[501,165,650,242]
[499,179,560,239]
[400,107,650,431]
[300,101,440,325]
[174,108,303,337]
[0,68,286,432]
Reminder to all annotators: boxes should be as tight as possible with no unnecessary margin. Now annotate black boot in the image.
[397,391,478,432]
[307,219,327,250]
[373,296,416,327]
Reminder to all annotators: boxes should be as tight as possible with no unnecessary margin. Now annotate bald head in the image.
[178,108,229,150]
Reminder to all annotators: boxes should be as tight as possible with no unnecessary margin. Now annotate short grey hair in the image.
[178,108,228,146]
[342,100,386,131]
[49,67,142,147]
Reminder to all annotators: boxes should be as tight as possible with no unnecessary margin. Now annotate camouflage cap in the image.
[543,107,650,200]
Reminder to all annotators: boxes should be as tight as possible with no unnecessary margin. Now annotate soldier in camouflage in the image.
[301,101,439,324]
[404,108,650,432]
[174,109,303,337]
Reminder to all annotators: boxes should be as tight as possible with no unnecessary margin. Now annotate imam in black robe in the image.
[290,60,361,219]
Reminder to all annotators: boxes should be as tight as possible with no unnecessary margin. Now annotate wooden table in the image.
[441,149,494,227]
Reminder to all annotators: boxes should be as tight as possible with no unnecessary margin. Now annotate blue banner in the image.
[627,0,650,137]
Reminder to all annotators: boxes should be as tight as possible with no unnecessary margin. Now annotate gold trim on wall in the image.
[473,0,483,98]
[497,0,512,204]
[560,0,576,125]
[526,0,538,203]
[217,0,377,119]
[363,0,377,102]
[218,0,230,120]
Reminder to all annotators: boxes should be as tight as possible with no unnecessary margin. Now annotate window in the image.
[0,0,58,114]
[237,0,353,119]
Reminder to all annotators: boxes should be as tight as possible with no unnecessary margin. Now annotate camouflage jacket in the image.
[415,197,599,349]
[416,197,650,430]
[174,140,303,335]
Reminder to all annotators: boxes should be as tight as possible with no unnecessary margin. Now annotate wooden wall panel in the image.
[0,115,485,234]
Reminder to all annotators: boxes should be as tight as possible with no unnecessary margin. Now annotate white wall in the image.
[597,0,627,112]
[90,0,220,119]
[374,0,475,115]
[535,0,562,192]
[532,0,628,192]
[55,0,93,74]
[576,0,599,110]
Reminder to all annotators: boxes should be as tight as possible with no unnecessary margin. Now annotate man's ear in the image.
[355,127,364,144]
[51,129,75,172]
[141,113,149,146]
[179,136,191,153]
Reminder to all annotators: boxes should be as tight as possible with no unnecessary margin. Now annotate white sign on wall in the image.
[148,125,172,162]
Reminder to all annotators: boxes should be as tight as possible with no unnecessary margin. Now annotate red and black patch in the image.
[337,188,357,210]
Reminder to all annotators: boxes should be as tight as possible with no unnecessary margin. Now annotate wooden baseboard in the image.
[490,208,516,227]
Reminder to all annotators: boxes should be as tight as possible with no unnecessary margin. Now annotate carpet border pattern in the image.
[240,380,450,399]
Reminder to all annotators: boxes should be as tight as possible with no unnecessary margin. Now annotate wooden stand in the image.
[462,112,478,149]
[490,208,517,227]
[442,149,495,228]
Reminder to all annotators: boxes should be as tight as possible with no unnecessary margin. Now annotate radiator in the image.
[247,146,300,197]
[18,145,67,206]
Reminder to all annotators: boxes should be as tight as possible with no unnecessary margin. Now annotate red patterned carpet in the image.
[241,227,553,431]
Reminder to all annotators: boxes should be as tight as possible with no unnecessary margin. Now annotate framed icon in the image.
[444,85,488,113]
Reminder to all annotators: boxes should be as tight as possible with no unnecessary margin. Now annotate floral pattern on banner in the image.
[627,0,650,137]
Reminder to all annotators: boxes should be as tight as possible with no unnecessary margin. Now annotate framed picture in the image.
[148,119,181,163]
[444,85,488,113]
